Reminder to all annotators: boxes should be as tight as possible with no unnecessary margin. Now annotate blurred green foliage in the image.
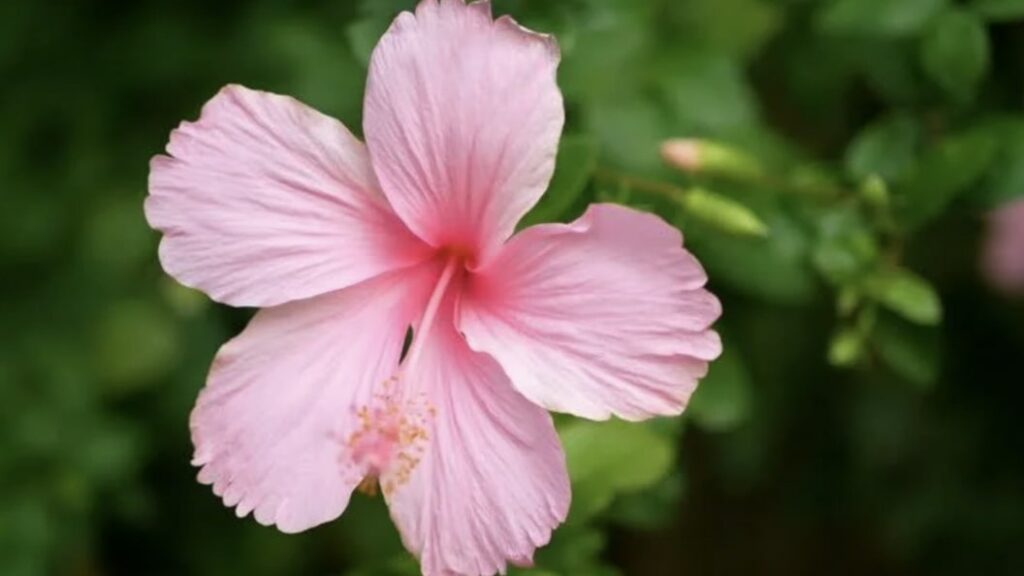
[3,0,1024,575]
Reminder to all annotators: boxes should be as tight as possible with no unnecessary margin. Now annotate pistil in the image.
[345,253,462,496]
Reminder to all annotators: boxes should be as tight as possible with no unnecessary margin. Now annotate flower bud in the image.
[661,138,763,180]
[660,139,703,172]
[860,174,890,210]
[828,327,865,367]
[680,188,769,237]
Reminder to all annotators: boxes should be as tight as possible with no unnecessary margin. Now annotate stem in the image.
[747,171,848,200]
[594,167,848,202]
[593,168,689,200]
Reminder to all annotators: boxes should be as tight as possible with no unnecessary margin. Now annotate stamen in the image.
[344,381,433,497]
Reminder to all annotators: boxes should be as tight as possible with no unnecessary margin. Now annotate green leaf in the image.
[812,209,880,285]
[873,314,941,388]
[559,419,675,521]
[970,0,1024,21]
[669,0,782,60]
[338,495,411,571]
[837,286,862,317]
[975,118,1024,207]
[920,9,990,101]
[0,189,64,263]
[609,471,685,530]
[817,0,947,37]
[93,300,181,394]
[864,268,943,325]
[558,1,649,103]
[658,51,760,136]
[356,0,416,18]
[346,16,391,67]
[687,346,753,431]
[81,197,153,275]
[856,39,928,104]
[845,114,922,182]
[517,524,619,576]
[0,496,53,576]
[895,127,998,229]
[685,205,817,305]
[160,280,208,318]
[584,99,666,172]
[266,19,366,121]
[73,421,143,485]
[519,135,599,227]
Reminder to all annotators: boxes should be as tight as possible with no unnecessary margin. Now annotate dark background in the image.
[3,0,1024,574]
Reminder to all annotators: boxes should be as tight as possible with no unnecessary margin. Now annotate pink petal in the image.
[364,0,563,260]
[146,84,430,307]
[191,263,437,533]
[386,295,569,576]
[984,198,1024,294]
[460,203,723,422]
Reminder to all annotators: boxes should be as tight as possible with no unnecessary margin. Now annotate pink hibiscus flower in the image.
[145,1,721,574]
[984,198,1024,294]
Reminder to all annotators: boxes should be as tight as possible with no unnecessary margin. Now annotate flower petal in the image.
[146,84,430,307]
[364,0,563,259]
[386,297,569,576]
[191,263,437,533]
[460,203,723,422]
[984,198,1024,293]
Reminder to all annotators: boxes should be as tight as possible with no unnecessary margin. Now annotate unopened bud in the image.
[860,174,890,210]
[828,327,865,367]
[661,139,703,172]
[680,188,769,237]
[661,138,763,181]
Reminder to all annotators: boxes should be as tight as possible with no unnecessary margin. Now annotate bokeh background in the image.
[3,0,1024,574]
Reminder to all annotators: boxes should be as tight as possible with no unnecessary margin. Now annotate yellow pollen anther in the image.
[344,381,433,497]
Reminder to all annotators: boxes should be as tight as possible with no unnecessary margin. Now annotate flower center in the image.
[440,243,477,270]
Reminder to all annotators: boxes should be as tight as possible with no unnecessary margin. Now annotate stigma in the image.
[345,379,433,497]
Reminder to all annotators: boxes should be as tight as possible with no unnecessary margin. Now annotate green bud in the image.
[828,327,865,367]
[680,188,770,237]
[860,174,890,210]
